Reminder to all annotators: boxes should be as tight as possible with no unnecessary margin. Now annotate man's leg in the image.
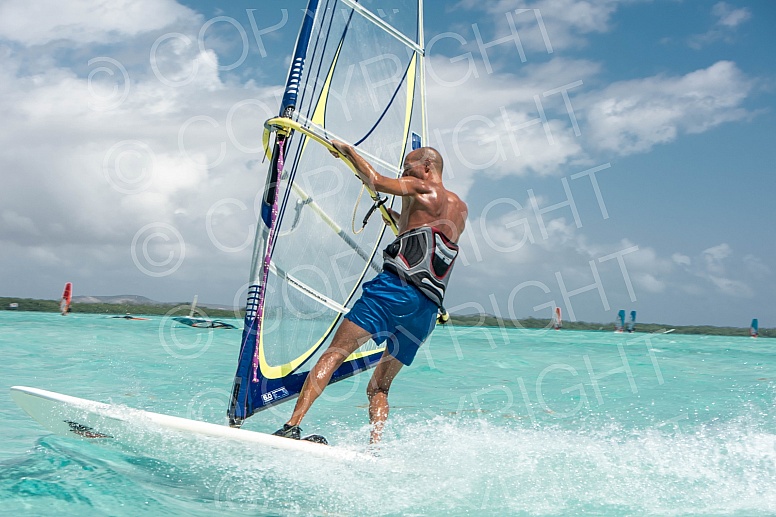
[285,318,372,428]
[366,350,404,444]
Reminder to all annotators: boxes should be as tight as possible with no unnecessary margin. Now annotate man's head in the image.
[402,147,443,180]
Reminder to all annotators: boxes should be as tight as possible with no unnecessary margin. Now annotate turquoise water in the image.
[1,311,775,516]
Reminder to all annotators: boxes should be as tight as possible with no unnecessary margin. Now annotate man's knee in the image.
[366,380,389,400]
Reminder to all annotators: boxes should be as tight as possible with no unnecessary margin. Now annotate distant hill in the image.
[71,295,233,310]
[72,295,157,305]
[0,295,239,318]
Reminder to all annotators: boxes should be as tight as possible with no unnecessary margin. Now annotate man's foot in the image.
[366,443,382,457]
[272,424,301,440]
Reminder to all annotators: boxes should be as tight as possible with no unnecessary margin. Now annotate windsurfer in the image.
[274,141,467,444]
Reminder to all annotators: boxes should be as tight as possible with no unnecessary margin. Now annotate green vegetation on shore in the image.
[1,297,770,338]
[0,297,239,319]
[447,314,773,338]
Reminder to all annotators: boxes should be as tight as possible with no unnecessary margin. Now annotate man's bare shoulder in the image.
[447,189,467,212]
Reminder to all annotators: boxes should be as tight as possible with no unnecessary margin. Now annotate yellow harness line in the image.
[262,117,399,236]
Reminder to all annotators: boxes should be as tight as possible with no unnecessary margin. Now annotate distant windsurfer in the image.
[274,141,467,444]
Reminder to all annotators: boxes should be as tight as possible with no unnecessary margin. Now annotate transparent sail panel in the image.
[231,0,425,420]
[259,1,424,375]
[344,0,420,45]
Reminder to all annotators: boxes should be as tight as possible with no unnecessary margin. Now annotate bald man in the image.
[274,140,468,444]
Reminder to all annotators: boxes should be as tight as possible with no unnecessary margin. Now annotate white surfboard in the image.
[10,386,370,462]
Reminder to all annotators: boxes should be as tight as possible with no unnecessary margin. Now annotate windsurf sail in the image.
[750,318,758,338]
[60,282,72,316]
[228,0,427,426]
[173,317,237,329]
[172,294,237,329]
[626,310,636,333]
[615,309,625,332]
[188,295,198,317]
[553,307,562,330]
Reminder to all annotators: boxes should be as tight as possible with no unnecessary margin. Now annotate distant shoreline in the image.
[446,314,771,338]
[0,297,238,319]
[1,296,768,338]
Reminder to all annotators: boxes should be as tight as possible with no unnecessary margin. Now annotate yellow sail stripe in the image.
[402,53,418,160]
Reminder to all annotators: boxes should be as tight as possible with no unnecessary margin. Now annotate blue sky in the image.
[0,0,773,327]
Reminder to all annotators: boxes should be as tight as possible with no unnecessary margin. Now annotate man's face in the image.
[402,154,424,178]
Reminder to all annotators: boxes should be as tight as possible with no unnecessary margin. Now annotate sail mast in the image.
[229,0,321,427]
[418,0,428,143]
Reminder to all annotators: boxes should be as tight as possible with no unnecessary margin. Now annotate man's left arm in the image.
[330,140,428,197]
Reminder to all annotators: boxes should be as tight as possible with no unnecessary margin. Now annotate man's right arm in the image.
[382,207,400,227]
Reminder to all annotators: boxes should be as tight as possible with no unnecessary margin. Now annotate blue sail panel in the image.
[626,310,636,333]
[616,310,626,331]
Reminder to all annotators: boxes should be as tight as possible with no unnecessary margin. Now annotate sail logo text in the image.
[262,387,289,403]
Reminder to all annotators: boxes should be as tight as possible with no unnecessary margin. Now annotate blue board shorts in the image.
[345,271,438,366]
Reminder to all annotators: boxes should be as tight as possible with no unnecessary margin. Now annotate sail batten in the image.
[269,261,349,314]
[228,0,426,425]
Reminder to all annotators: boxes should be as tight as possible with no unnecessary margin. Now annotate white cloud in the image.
[743,254,772,278]
[585,61,752,154]
[702,243,732,260]
[702,242,732,275]
[663,244,767,302]
[455,0,620,52]
[0,8,282,296]
[0,0,199,46]
[451,196,678,320]
[678,243,757,298]
[446,110,585,178]
[672,253,691,267]
[1,209,40,238]
[619,243,673,273]
[426,56,600,196]
[707,275,753,298]
[27,246,62,266]
[633,272,665,293]
[428,53,754,190]
[688,2,752,49]
[713,2,751,28]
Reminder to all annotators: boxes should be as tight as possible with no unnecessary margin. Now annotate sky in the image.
[0,0,773,327]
